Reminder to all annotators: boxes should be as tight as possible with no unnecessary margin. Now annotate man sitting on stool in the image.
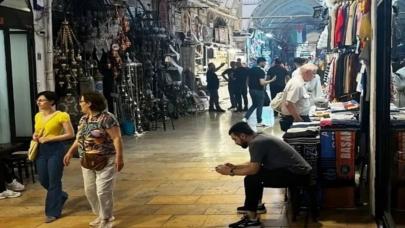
[215,122,312,228]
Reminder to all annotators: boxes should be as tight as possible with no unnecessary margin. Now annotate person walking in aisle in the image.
[64,92,124,228]
[207,62,226,112]
[222,61,238,110]
[234,61,250,112]
[33,91,75,223]
[267,58,290,116]
[279,63,318,131]
[243,57,275,127]
[215,122,312,228]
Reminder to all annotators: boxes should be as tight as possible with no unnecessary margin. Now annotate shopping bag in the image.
[270,91,285,113]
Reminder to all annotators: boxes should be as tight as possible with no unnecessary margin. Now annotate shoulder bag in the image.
[270,91,286,113]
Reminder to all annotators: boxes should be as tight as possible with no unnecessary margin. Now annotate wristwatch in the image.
[230,168,235,176]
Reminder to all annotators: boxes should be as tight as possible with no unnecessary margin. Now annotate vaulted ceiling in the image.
[250,0,322,32]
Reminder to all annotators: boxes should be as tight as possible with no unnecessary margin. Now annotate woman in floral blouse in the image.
[64,92,123,228]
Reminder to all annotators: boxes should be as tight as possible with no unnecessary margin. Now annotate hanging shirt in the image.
[330,5,339,48]
[335,4,346,47]
[345,2,358,45]
[359,12,372,43]
[355,4,363,37]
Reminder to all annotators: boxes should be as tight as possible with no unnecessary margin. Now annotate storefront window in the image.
[0,30,11,143]
[10,33,32,137]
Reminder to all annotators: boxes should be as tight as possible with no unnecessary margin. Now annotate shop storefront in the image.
[0,1,36,144]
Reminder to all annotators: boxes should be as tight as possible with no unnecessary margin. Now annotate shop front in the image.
[0,0,36,144]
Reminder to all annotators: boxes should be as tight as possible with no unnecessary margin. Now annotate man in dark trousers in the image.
[206,62,226,112]
[222,61,238,110]
[243,57,274,127]
[215,122,313,228]
[267,58,289,116]
[234,62,249,112]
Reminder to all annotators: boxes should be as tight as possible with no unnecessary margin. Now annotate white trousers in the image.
[81,156,116,220]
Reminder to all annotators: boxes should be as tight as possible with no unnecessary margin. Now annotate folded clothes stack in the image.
[320,113,360,129]
[329,100,359,113]
[283,123,321,185]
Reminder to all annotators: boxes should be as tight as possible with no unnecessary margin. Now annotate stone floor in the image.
[0,110,377,227]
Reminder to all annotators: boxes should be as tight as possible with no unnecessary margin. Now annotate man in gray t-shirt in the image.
[215,122,312,228]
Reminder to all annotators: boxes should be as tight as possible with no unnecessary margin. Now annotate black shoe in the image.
[209,108,216,112]
[228,106,236,110]
[234,109,243,113]
[229,215,261,228]
[237,204,267,214]
[216,108,226,112]
[243,107,248,111]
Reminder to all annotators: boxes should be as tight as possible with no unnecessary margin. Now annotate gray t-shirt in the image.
[249,134,312,175]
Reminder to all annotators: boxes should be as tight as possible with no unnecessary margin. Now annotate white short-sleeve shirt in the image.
[281,74,311,116]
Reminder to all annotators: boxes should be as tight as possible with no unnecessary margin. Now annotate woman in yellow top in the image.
[33,91,74,223]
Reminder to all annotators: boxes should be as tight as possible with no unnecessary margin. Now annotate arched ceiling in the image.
[250,0,322,32]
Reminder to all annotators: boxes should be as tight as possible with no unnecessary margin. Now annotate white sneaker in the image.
[256,123,266,127]
[89,216,115,227]
[6,179,25,192]
[0,189,22,199]
[242,118,247,122]
[98,219,113,228]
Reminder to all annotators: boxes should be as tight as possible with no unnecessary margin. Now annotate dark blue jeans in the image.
[245,89,265,123]
[36,142,68,217]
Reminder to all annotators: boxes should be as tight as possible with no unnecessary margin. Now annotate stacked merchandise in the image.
[283,123,321,211]
[283,122,320,186]
[320,114,358,208]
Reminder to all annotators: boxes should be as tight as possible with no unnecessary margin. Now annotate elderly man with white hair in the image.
[279,63,318,131]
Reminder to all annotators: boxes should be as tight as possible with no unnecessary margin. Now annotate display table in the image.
[283,103,361,208]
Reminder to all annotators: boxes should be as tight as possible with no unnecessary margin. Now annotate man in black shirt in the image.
[234,62,249,112]
[267,58,290,116]
[206,62,226,112]
[222,61,237,110]
[215,122,312,228]
[243,57,274,127]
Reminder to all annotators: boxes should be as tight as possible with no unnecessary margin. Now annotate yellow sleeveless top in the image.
[34,111,71,137]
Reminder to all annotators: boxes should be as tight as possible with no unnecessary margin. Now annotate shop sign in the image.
[0,17,4,25]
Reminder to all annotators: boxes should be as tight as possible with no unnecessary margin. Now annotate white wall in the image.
[30,0,52,92]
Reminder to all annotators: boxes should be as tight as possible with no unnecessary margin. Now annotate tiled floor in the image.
[0,109,377,227]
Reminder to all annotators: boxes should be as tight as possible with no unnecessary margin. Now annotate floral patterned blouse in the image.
[77,112,119,157]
